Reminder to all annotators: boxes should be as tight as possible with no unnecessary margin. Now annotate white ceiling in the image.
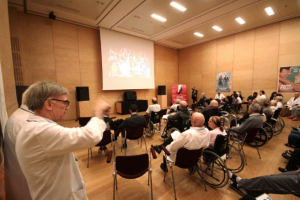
[8,0,300,49]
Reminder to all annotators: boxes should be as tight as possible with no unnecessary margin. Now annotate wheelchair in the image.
[160,116,191,138]
[144,109,167,138]
[266,108,284,136]
[197,134,244,188]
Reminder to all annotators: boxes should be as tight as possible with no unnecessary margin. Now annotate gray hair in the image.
[275,96,283,101]
[263,99,270,107]
[270,100,277,106]
[249,103,261,113]
[255,98,264,106]
[26,81,69,111]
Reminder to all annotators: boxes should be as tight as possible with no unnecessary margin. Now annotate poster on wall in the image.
[171,84,187,104]
[278,66,300,93]
[216,72,231,92]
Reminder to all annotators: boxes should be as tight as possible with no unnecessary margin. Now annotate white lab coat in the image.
[167,127,210,162]
[4,105,33,200]
[215,93,225,100]
[16,115,106,200]
[287,97,300,110]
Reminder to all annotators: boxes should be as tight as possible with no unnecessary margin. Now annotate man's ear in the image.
[44,100,53,111]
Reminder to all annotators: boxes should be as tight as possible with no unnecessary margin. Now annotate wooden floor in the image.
[59,113,300,200]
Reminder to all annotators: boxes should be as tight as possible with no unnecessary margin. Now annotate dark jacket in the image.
[168,108,190,121]
[118,114,147,131]
[203,108,222,125]
[197,96,206,107]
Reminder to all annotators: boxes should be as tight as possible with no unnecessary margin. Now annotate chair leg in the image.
[171,166,177,200]
[148,171,150,185]
[113,174,116,200]
[87,148,90,168]
[150,171,153,200]
[255,141,261,159]
[116,174,118,190]
[196,163,207,192]
[240,145,247,165]
[90,147,93,158]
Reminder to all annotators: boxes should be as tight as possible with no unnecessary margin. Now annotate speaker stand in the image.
[157,95,167,109]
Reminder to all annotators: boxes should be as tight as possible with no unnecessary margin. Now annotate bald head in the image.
[210,100,218,108]
[152,97,157,104]
[179,101,188,109]
[191,113,204,127]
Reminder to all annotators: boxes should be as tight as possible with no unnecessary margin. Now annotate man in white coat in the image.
[4,88,33,200]
[15,81,110,200]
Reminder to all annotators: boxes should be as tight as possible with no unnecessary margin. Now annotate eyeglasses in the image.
[50,99,70,107]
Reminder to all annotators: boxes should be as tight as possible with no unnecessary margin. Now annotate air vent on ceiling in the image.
[131,27,144,32]
[173,40,181,44]
[56,4,80,13]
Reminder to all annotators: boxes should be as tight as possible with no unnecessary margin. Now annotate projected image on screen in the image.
[100,28,155,90]
[108,48,151,78]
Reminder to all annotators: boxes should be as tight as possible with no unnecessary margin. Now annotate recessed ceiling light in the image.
[265,7,274,16]
[235,17,245,24]
[194,32,204,37]
[151,14,167,22]
[212,26,222,31]
[170,1,186,12]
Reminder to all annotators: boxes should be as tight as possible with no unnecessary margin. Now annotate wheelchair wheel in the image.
[277,117,285,131]
[166,127,180,138]
[197,150,229,188]
[225,144,244,173]
[270,119,282,136]
[221,111,229,116]
[263,122,273,140]
[144,121,155,138]
[248,128,268,147]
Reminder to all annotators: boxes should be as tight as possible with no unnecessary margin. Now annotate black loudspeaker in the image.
[124,91,137,101]
[158,85,166,95]
[76,87,89,101]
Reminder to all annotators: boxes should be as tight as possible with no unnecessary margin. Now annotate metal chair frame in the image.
[121,125,147,156]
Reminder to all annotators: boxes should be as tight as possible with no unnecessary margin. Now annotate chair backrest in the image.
[175,148,203,169]
[116,153,149,179]
[177,117,191,132]
[96,130,112,146]
[78,117,92,127]
[159,109,167,118]
[144,115,150,128]
[273,108,282,119]
[266,114,273,123]
[213,134,228,157]
[126,125,145,140]
[244,128,260,143]
[150,111,160,124]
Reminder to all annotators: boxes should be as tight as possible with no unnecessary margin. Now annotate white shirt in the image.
[16,115,106,200]
[166,127,210,162]
[270,106,276,113]
[237,97,242,104]
[276,101,283,109]
[4,105,33,200]
[170,103,179,111]
[215,93,225,100]
[146,104,161,114]
[287,97,300,110]
[209,127,227,147]
[257,94,266,99]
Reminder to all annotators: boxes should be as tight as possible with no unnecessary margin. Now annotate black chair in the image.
[122,125,147,155]
[107,144,157,200]
[268,108,283,136]
[161,146,207,200]
[177,117,191,133]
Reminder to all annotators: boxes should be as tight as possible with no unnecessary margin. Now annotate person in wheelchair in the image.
[229,103,263,136]
[199,99,212,114]
[169,99,180,113]
[202,100,222,128]
[196,93,206,107]
[219,96,232,112]
[208,116,227,148]
[152,113,210,172]
[166,101,190,131]
[145,97,161,129]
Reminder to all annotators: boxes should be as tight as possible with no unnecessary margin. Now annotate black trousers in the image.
[286,148,300,171]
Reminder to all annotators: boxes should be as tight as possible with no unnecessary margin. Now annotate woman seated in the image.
[208,116,227,147]
[220,96,232,112]
[270,100,277,113]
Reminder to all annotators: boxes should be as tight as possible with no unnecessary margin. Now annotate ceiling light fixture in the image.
[265,7,274,15]
[194,32,204,37]
[235,17,245,24]
[170,1,186,12]
[212,26,222,31]
[151,14,167,22]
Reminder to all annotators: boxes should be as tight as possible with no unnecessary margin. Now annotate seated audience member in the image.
[229,169,300,198]
[269,91,277,101]
[254,98,266,122]
[279,148,300,172]
[262,99,273,119]
[247,92,258,104]
[230,103,263,135]
[4,88,33,200]
[146,97,161,115]
[99,107,124,154]
[270,100,277,113]
[116,104,147,148]
[282,92,300,117]
[286,129,300,148]
[168,101,190,121]
[170,99,180,113]
[276,93,285,105]
[237,91,243,102]
[275,96,283,110]
[208,116,227,147]
[159,113,210,172]
[200,99,212,113]
[257,90,266,99]
[288,106,300,121]
[202,100,222,127]
[215,91,225,101]
[220,96,232,111]
[15,81,109,200]
[231,94,239,110]
[196,93,206,107]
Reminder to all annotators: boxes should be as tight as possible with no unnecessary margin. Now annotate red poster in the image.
[172,84,187,104]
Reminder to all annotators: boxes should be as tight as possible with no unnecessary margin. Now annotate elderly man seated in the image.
[155,113,210,172]
[215,91,225,101]
[282,92,300,117]
[170,99,180,113]
[146,97,161,116]
[230,103,263,136]
[202,100,222,127]
[196,93,206,107]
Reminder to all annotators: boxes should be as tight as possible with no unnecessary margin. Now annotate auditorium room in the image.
[1,0,300,199]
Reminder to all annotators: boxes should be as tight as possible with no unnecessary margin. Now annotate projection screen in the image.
[100,28,155,90]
